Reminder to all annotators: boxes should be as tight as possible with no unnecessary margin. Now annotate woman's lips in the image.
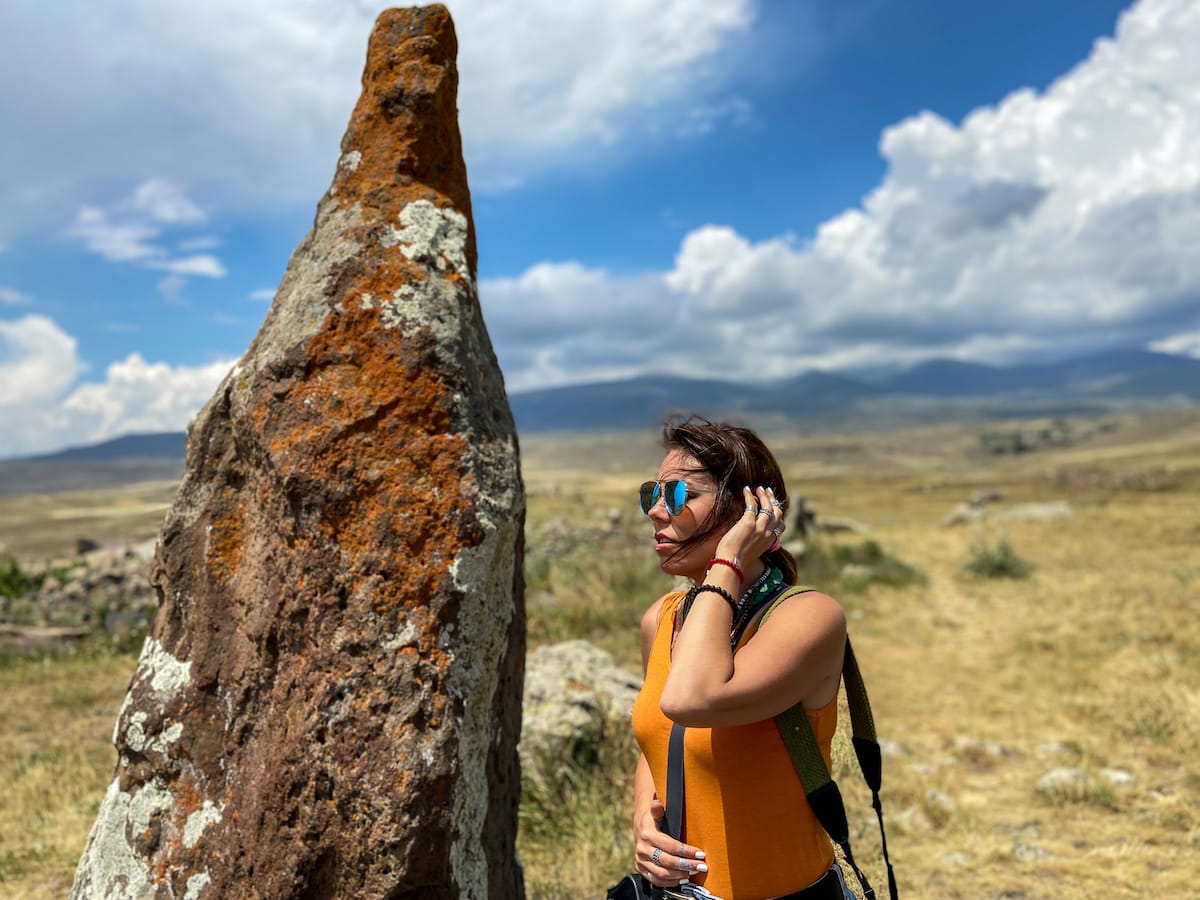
[654,532,675,551]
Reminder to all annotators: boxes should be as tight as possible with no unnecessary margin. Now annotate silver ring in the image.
[770,498,783,508]
[772,527,782,536]
[651,848,662,864]
[679,859,691,873]
[745,505,757,512]
[756,509,773,517]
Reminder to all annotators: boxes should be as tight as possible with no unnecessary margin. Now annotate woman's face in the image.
[645,449,728,582]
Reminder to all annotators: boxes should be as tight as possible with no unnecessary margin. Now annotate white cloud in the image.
[62,353,235,444]
[68,207,161,263]
[126,177,208,224]
[149,255,228,278]
[0,316,83,411]
[67,180,228,295]
[1150,330,1200,359]
[0,287,31,306]
[0,315,84,457]
[0,0,753,238]
[488,0,1200,389]
[0,314,235,458]
[178,236,222,252]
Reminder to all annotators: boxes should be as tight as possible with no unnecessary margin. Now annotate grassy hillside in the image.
[1,408,1197,898]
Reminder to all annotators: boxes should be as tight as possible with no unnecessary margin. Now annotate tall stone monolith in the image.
[70,7,525,899]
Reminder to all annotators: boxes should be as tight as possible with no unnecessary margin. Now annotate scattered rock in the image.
[894,807,934,833]
[1035,767,1085,796]
[1099,767,1135,787]
[924,789,956,816]
[1012,843,1052,863]
[521,640,640,778]
[941,502,985,527]
[968,490,1003,506]
[995,501,1072,523]
[952,735,1014,760]
[878,738,910,758]
[1036,741,1071,756]
[840,563,875,582]
[817,516,870,535]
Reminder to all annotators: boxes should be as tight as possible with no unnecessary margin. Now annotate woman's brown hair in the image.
[661,415,798,583]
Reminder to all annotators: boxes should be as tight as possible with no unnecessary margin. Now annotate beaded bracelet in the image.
[708,556,744,583]
[692,584,737,613]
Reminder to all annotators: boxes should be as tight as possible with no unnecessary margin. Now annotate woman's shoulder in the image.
[760,585,846,636]
[639,590,688,670]
[640,590,686,632]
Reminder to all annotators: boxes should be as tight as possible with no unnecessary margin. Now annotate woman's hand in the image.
[634,797,708,886]
[713,485,784,564]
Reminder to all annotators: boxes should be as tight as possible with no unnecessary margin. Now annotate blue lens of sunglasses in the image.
[639,480,690,515]
[666,480,688,514]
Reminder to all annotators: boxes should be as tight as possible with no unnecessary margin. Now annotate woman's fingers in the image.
[641,843,709,884]
[721,486,785,560]
[742,486,758,518]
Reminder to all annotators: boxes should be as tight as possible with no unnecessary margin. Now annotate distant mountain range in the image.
[2,348,1196,493]
[508,348,1200,431]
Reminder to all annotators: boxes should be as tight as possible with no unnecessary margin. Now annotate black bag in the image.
[606,872,654,900]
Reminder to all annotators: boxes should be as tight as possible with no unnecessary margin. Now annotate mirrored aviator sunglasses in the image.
[638,480,711,516]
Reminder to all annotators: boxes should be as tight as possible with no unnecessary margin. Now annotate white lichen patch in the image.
[446,505,520,899]
[380,199,469,278]
[360,291,377,310]
[123,713,181,755]
[339,150,362,172]
[377,274,473,362]
[184,872,212,900]
[125,711,150,753]
[137,637,193,695]
[183,800,223,849]
[69,779,175,899]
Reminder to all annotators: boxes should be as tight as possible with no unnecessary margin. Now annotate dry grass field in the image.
[2,409,1197,898]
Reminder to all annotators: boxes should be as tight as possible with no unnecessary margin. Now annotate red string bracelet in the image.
[708,557,744,583]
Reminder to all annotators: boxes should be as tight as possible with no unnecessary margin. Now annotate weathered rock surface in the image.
[71,7,524,899]
[520,640,640,779]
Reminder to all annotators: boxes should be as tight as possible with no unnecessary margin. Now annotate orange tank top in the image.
[631,591,837,900]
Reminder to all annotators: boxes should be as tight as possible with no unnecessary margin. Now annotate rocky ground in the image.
[0,540,158,649]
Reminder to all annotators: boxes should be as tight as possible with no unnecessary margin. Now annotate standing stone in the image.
[70,7,525,899]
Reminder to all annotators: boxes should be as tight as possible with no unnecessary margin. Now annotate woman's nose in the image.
[646,496,670,524]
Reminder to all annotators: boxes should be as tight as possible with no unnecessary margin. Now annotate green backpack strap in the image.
[762,587,899,900]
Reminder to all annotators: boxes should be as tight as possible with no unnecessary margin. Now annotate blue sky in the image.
[2,0,1197,458]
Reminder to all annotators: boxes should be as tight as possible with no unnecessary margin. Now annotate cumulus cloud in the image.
[0,314,233,458]
[0,316,84,411]
[0,0,753,239]
[62,354,235,444]
[484,0,1200,388]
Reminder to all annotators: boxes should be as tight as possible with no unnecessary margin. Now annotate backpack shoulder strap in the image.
[766,587,899,900]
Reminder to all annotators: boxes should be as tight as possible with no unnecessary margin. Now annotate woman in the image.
[629,417,850,900]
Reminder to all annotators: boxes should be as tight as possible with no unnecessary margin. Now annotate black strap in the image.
[664,723,686,841]
[764,589,898,900]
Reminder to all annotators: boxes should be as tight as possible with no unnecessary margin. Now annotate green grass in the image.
[963,536,1033,579]
[518,715,641,899]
